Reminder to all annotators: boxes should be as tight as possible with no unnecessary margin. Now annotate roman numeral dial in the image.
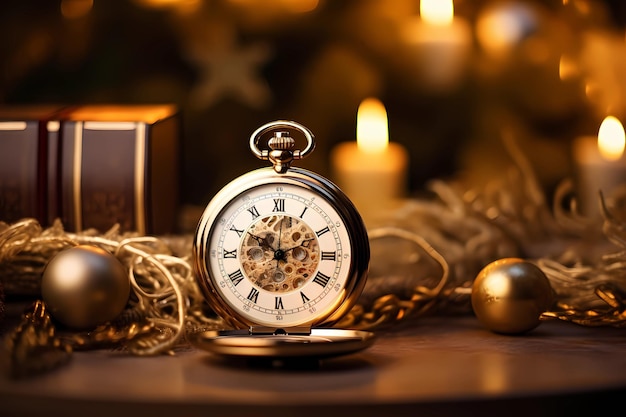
[200,179,360,329]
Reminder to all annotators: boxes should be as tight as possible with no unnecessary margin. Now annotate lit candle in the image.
[402,0,471,93]
[573,115,626,219]
[330,98,409,223]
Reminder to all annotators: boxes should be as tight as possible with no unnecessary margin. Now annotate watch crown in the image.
[268,131,296,173]
[268,131,295,151]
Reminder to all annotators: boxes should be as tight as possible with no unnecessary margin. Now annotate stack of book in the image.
[0,104,180,235]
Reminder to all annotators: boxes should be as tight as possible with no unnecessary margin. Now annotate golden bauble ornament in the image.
[471,258,554,334]
[41,245,130,330]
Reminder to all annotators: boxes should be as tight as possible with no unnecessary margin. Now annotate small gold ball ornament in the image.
[471,258,554,334]
[41,245,130,330]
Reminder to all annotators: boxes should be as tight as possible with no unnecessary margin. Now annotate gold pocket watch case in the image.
[191,120,373,360]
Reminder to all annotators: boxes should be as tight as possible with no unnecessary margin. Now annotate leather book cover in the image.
[0,106,67,226]
[59,105,180,235]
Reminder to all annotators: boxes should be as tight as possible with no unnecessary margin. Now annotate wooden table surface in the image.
[1,315,625,417]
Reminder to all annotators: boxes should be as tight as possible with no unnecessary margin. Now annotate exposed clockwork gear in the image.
[241,215,320,293]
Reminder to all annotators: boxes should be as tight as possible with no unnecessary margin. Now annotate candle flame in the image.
[598,116,625,161]
[421,0,454,26]
[357,98,388,154]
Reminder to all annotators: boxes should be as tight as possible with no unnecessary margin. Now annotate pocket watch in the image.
[191,120,374,360]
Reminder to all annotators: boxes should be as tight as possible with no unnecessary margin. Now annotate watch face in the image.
[195,170,367,329]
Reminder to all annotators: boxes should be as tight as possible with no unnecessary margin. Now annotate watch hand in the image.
[281,238,314,253]
[269,217,286,266]
[277,216,284,250]
[271,238,314,266]
[247,232,274,250]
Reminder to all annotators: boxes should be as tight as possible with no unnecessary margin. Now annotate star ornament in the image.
[186,27,273,110]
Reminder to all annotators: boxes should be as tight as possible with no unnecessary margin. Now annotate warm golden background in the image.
[1,0,625,219]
